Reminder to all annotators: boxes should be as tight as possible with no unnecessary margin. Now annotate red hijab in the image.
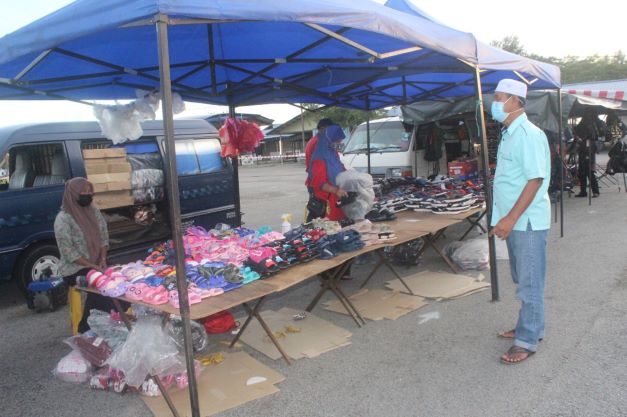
[61,177,101,262]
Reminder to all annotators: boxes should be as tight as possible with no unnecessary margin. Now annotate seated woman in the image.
[54,177,125,333]
[307,124,349,221]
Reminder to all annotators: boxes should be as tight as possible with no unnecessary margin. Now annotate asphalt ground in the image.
[1,162,626,417]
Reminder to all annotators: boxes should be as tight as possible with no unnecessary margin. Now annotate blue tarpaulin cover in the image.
[0,0,560,109]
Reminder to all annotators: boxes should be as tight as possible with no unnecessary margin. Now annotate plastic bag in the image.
[165,317,209,353]
[219,118,264,157]
[93,103,143,144]
[336,170,375,220]
[90,366,128,393]
[54,350,93,383]
[132,169,164,189]
[127,153,163,171]
[443,238,489,270]
[87,310,129,351]
[64,334,113,367]
[106,315,186,388]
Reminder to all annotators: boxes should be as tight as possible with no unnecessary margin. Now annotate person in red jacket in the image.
[307,124,348,221]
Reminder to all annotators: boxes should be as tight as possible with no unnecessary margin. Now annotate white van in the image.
[341,117,447,179]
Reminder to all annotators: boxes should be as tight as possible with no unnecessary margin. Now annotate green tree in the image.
[301,104,387,131]
[491,36,627,84]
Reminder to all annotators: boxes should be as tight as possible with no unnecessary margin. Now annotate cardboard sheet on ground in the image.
[238,307,352,360]
[323,289,428,321]
[386,271,490,300]
[142,351,284,417]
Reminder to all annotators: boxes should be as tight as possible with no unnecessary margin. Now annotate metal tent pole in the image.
[557,89,564,237]
[473,67,499,301]
[588,141,592,206]
[229,104,242,226]
[156,17,201,417]
[366,97,371,175]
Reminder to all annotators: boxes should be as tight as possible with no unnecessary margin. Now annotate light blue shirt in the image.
[491,113,551,231]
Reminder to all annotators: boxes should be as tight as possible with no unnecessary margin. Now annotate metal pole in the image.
[366,97,371,175]
[557,89,564,237]
[156,17,200,417]
[301,106,306,154]
[473,67,499,301]
[588,140,592,206]
[229,104,242,226]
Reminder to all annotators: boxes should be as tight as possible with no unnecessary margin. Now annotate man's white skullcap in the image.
[495,79,527,99]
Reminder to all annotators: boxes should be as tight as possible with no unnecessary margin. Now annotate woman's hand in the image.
[335,187,348,199]
[98,257,107,271]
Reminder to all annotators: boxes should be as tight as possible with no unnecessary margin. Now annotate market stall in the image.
[0,1,560,416]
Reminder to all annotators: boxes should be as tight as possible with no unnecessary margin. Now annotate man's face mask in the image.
[491,95,523,123]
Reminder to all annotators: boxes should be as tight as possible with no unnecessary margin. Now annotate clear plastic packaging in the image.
[443,238,489,270]
[127,153,163,171]
[87,310,129,351]
[106,315,186,388]
[53,350,93,383]
[132,169,164,188]
[336,170,375,220]
[165,317,209,354]
[64,334,113,367]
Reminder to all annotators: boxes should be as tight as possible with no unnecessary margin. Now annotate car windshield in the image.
[343,121,411,154]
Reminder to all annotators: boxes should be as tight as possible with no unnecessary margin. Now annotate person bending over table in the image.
[54,177,126,333]
[307,124,348,221]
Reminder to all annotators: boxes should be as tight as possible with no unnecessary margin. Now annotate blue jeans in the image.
[506,222,548,352]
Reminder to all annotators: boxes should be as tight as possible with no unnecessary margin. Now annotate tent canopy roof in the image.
[0,0,559,111]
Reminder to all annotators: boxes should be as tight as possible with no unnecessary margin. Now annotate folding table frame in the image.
[458,210,487,241]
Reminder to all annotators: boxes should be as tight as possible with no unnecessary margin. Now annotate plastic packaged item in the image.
[54,350,93,383]
[86,310,129,351]
[64,334,113,367]
[443,238,490,270]
[90,366,128,393]
[127,153,163,171]
[165,317,209,354]
[132,169,164,188]
[106,315,186,388]
[203,310,237,334]
[336,170,375,220]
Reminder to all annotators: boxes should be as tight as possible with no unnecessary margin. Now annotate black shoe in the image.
[575,193,587,197]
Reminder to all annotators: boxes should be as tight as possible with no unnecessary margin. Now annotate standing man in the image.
[489,79,551,365]
[574,110,600,198]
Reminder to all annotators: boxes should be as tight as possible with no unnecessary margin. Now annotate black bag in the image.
[424,124,443,161]
[607,141,627,174]
[306,195,327,219]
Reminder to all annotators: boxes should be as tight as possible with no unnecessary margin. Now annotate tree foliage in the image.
[490,35,627,84]
[301,104,387,131]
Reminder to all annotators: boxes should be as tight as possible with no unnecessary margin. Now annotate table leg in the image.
[230,297,265,348]
[459,211,486,241]
[426,235,460,274]
[358,250,385,289]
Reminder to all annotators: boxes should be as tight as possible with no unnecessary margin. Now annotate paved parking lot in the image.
[1,162,627,417]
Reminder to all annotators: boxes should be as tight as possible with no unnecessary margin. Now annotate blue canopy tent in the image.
[0,1,560,415]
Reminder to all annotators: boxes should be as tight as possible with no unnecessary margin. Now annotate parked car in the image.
[0,119,236,295]
[341,116,448,178]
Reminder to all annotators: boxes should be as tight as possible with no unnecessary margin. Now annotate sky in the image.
[0,0,624,128]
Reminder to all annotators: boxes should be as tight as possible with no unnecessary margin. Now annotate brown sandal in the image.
[500,346,535,365]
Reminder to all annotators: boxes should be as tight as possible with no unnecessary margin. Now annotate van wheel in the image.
[15,243,60,296]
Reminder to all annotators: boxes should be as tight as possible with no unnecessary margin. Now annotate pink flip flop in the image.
[125,283,148,301]
[169,290,202,309]
[143,286,168,305]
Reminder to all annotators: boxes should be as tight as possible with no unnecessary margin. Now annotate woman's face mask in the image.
[330,141,344,152]
[77,194,93,207]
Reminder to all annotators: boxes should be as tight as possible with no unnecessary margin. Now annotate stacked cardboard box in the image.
[83,148,134,209]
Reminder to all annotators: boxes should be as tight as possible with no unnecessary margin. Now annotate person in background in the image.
[307,124,348,221]
[574,110,600,198]
[54,177,124,333]
[489,79,551,365]
[305,118,335,222]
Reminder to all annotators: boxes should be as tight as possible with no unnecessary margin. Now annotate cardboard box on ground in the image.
[82,148,134,209]
[142,351,285,417]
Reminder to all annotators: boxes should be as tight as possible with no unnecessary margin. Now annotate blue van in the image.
[0,120,237,294]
